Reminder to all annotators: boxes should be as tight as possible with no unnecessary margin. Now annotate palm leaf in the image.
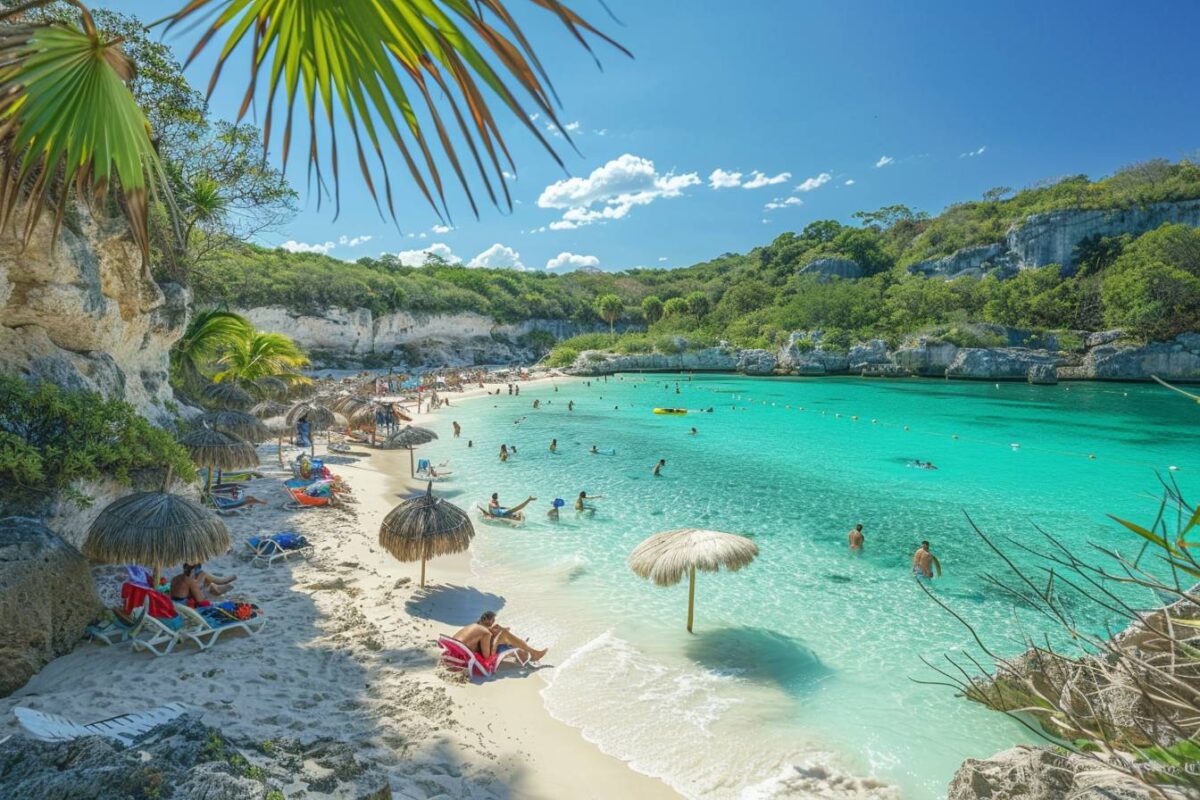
[0,7,172,257]
[160,0,629,225]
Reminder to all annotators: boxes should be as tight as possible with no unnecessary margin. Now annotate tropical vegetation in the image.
[170,309,309,403]
[0,376,195,511]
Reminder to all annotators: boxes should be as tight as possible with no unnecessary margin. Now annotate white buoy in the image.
[1011,443,1020,449]
[1169,465,1180,471]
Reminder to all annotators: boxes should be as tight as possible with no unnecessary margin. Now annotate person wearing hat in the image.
[547,498,565,520]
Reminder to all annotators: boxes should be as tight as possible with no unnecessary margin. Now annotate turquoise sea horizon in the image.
[415,374,1198,799]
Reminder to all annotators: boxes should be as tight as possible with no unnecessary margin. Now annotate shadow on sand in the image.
[684,626,832,693]
[405,583,507,625]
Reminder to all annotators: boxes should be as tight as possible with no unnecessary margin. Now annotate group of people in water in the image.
[847,523,943,578]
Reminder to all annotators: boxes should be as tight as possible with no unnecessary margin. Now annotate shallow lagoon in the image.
[419,375,1198,798]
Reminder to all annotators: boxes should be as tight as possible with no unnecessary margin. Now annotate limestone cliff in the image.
[238,305,631,367]
[911,198,1200,278]
[0,211,187,425]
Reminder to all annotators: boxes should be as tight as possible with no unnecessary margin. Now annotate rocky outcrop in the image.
[892,339,959,377]
[910,199,1200,279]
[0,518,98,698]
[1072,333,1200,381]
[1027,363,1058,385]
[800,257,862,280]
[945,348,1063,380]
[848,339,890,368]
[0,718,392,799]
[0,211,187,424]
[775,331,851,375]
[735,349,777,375]
[240,305,631,368]
[570,346,738,375]
[948,746,1158,800]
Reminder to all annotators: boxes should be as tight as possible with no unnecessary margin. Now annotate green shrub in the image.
[0,377,196,511]
[545,347,579,368]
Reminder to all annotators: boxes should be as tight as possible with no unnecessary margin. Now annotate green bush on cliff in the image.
[1101,223,1200,340]
[0,377,196,509]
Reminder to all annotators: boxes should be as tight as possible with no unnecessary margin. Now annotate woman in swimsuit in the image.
[170,563,236,608]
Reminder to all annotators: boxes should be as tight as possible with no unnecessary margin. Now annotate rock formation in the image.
[948,746,1160,800]
[799,257,863,280]
[0,718,392,799]
[0,518,98,698]
[0,211,187,425]
[910,198,1200,278]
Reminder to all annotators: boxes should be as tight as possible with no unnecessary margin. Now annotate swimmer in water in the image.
[689,427,697,435]
[652,459,666,477]
[568,401,575,412]
[575,491,603,512]
[549,438,557,453]
[912,541,942,579]
[848,523,864,552]
[499,444,508,462]
[590,445,598,455]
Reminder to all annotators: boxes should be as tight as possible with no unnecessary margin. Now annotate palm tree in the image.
[212,332,310,388]
[594,294,623,338]
[0,1,628,258]
[169,308,254,397]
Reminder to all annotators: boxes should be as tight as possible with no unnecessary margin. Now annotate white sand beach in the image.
[0,377,677,799]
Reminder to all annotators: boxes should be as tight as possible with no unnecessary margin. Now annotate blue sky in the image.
[105,0,1200,272]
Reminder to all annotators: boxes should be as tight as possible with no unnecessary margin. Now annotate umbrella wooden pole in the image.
[420,540,428,587]
[409,447,415,478]
[278,434,285,466]
[687,565,696,633]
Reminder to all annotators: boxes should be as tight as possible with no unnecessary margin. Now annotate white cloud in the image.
[564,121,581,133]
[874,155,894,168]
[468,243,525,270]
[844,179,856,186]
[394,242,460,266]
[960,145,987,158]
[280,240,336,255]
[336,234,372,248]
[593,128,608,136]
[546,251,600,271]
[795,172,832,192]
[708,168,743,189]
[537,154,700,229]
[742,170,791,189]
[528,112,540,122]
[502,170,516,180]
[658,256,668,262]
[764,196,804,211]
[431,224,453,234]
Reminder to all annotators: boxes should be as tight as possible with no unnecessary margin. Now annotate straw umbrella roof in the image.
[629,528,758,586]
[250,399,290,419]
[253,376,289,400]
[83,491,230,567]
[382,425,438,448]
[201,381,253,410]
[378,483,474,586]
[179,427,260,471]
[629,528,758,633]
[193,410,272,444]
[286,401,337,429]
[261,415,290,435]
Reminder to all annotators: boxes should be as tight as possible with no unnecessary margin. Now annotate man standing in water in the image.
[848,524,864,552]
[452,421,461,438]
[912,541,942,578]
[653,459,666,477]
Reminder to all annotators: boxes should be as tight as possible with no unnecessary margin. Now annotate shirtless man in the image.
[652,459,666,477]
[576,490,603,512]
[912,541,942,578]
[488,493,536,520]
[453,611,547,663]
[848,523,865,552]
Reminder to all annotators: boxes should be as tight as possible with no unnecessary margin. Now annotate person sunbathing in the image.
[453,611,546,663]
[170,563,236,607]
[487,493,536,520]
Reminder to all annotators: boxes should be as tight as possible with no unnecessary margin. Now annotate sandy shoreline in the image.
[0,374,678,799]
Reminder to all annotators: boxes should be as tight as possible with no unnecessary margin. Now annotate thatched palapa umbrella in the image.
[194,410,272,444]
[84,485,231,587]
[253,376,290,400]
[250,399,290,419]
[378,483,474,587]
[202,381,253,410]
[629,528,759,633]
[382,425,438,476]
[286,402,338,455]
[180,427,259,492]
[262,415,291,466]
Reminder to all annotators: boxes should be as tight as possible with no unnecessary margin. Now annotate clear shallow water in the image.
[418,375,1199,799]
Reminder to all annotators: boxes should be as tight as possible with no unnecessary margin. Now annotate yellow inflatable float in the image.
[653,408,688,415]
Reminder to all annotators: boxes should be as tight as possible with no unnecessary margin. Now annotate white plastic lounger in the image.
[242,535,311,568]
[14,702,191,746]
[174,604,267,650]
[131,613,187,657]
[86,597,150,646]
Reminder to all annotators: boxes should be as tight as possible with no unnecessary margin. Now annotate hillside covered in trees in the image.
[195,159,1200,353]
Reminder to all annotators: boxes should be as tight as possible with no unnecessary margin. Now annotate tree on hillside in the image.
[685,291,711,317]
[594,294,623,337]
[641,295,664,324]
[212,332,311,387]
[1102,223,1200,340]
[0,0,627,261]
[663,297,689,318]
[169,309,254,398]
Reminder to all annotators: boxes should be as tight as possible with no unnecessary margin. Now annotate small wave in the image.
[742,760,900,800]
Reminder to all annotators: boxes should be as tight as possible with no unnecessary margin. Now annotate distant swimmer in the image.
[499,444,509,462]
[653,459,666,477]
[548,498,565,521]
[533,399,540,409]
[909,459,938,470]
[568,401,575,412]
[590,445,598,455]
[468,440,473,448]
[549,438,558,453]
[912,541,942,579]
[511,445,519,455]
[576,490,603,512]
[689,427,698,435]
[848,524,864,552]
[452,421,461,438]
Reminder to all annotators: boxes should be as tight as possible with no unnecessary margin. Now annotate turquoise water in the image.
[418,375,1199,799]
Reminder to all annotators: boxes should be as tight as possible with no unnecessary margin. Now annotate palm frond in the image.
[161,0,629,225]
[0,6,172,256]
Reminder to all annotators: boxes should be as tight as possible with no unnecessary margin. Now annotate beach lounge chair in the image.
[436,635,529,679]
[86,596,151,646]
[173,603,267,650]
[415,459,452,481]
[131,612,187,657]
[243,532,311,567]
[211,493,265,516]
[14,702,192,746]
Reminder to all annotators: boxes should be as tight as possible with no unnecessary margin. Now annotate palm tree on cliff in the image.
[212,331,310,389]
[595,294,623,339]
[0,1,628,259]
[170,308,253,398]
